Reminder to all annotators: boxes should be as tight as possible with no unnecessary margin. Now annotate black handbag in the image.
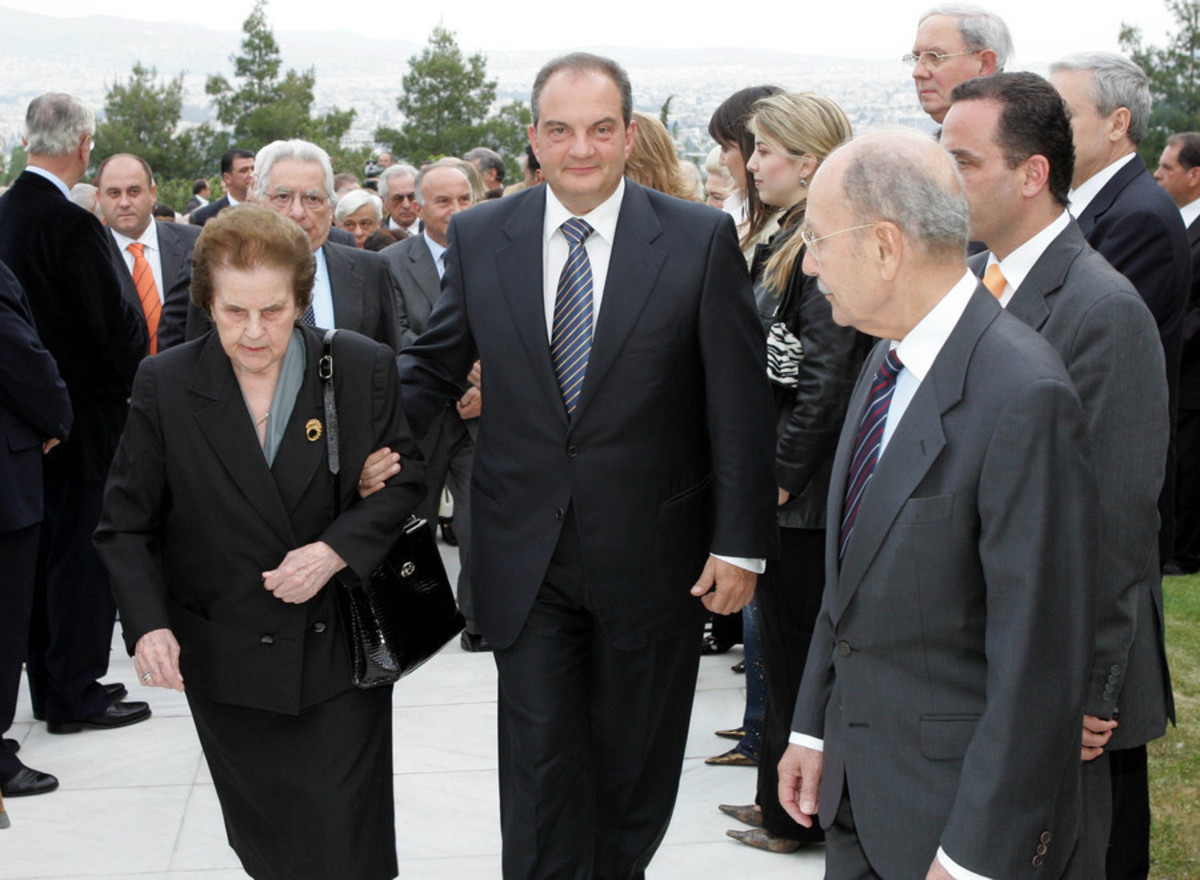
[320,329,464,687]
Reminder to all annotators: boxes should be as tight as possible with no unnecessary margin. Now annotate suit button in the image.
[836,640,852,657]
[555,507,565,520]
[1110,664,1120,674]
[1032,855,1044,867]
[566,444,578,458]
[1040,831,1052,844]
[1036,843,1048,856]
[312,621,327,634]
[260,634,275,646]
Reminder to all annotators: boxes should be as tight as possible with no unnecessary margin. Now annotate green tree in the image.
[376,25,528,174]
[1121,0,1200,163]
[3,146,27,186]
[94,62,214,188]
[206,0,363,171]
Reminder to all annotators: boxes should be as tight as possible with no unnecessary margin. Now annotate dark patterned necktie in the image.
[839,349,904,563]
[551,218,595,417]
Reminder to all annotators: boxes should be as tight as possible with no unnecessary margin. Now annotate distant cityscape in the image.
[0,7,959,173]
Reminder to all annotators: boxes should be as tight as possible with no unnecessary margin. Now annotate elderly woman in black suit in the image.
[95,205,425,880]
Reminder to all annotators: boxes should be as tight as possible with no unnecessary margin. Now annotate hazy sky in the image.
[0,1,1179,64]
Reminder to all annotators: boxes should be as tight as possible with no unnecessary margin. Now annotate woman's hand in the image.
[358,446,401,499]
[134,628,185,691]
[262,541,347,604]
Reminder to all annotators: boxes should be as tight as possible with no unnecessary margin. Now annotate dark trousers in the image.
[0,524,39,781]
[1171,407,1200,570]
[826,782,885,880]
[493,510,703,879]
[1107,746,1151,880]
[26,475,115,723]
[756,526,827,842]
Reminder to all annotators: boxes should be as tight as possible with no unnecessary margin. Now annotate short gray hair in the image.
[254,139,335,200]
[23,93,95,156]
[464,147,505,183]
[839,129,969,256]
[334,188,383,223]
[920,4,1013,71]
[378,163,419,194]
[414,161,473,206]
[1050,52,1151,145]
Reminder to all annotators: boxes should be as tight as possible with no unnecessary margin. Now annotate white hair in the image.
[335,188,383,223]
[23,93,95,156]
[920,4,1014,70]
[254,139,335,200]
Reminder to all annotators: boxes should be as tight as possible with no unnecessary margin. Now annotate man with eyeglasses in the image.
[379,163,422,237]
[777,128,1096,880]
[0,94,150,774]
[906,4,1012,128]
[218,138,402,350]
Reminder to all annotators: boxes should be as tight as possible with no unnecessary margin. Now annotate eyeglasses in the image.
[387,193,418,203]
[799,223,876,251]
[902,50,979,69]
[266,189,330,211]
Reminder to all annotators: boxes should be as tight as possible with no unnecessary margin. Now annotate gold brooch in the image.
[305,419,323,442]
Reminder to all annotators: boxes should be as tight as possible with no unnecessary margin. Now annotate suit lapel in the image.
[572,182,666,423]
[190,334,297,547]
[1006,224,1088,332]
[495,187,570,423]
[1075,156,1145,235]
[270,329,327,515]
[323,243,362,332]
[409,239,442,313]
[106,230,141,313]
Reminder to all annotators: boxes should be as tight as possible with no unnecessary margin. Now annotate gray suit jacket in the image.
[794,287,1096,878]
[972,222,1173,749]
[107,220,200,353]
[382,233,441,349]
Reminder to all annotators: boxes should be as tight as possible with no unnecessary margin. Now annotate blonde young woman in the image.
[719,92,871,853]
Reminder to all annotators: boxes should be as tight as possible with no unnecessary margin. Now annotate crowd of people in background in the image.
[0,3,1195,879]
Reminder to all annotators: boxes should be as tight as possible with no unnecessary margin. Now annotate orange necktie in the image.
[983,263,1007,300]
[128,242,160,354]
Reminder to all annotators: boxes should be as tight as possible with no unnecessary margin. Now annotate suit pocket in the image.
[919,714,979,760]
[895,493,953,524]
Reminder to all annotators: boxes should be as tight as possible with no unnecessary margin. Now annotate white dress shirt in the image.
[1180,196,1200,230]
[423,231,447,280]
[111,221,166,304]
[1068,152,1137,217]
[25,165,71,200]
[981,211,1071,307]
[310,247,336,329]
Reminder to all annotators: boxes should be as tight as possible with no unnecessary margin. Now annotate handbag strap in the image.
[320,328,342,517]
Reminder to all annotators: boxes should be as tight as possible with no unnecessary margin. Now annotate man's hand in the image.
[690,556,756,614]
[262,541,346,604]
[42,438,60,454]
[134,628,185,692]
[778,487,790,506]
[777,743,822,827]
[457,386,481,419]
[1082,714,1118,761]
[467,360,482,389]
[357,446,402,499]
[926,857,955,880]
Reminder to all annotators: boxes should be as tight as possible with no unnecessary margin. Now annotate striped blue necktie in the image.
[839,349,904,563]
[551,218,595,417]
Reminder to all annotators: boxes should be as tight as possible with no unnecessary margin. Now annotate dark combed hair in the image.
[191,204,315,316]
[531,52,633,127]
[708,85,784,250]
[1168,131,1200,170]
[951,72,1075,208]
[220,147,255,176]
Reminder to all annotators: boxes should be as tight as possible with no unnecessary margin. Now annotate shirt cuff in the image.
[712,554,766,574]
[938,847,994,880]
[788,732,824,751]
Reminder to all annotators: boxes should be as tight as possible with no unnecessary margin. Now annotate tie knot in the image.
[982,262,1007,299]
[880,349,904,382]
[561,217,593,246]
[127,242,144,257]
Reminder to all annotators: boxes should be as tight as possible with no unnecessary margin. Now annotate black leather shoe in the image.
[46,700,151,734]
[32,682,127,722]
[439,517,458,547]
[460,631,492,653]
[1,767,59,797]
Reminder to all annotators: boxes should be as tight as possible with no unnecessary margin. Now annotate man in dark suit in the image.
[907,5,1011,128]
[97,153,200,354]
[1153,131,1200,575]
[397,53,777,877]
[778,129,1096,879]
[182,178,210,217]
[189,148,254,227]
[378,163,422,237]
[0,93,150,735]
[0,261,72,797]
[1050,53,1185,879]
[943,71,1171,876]
[242,139,402,351]
[382,161,485,648]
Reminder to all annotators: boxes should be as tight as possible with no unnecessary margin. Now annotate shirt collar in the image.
[985,210,1071,302]
[543,177,625,244]
[25,165,71,200]
[894,270,979,382]
[422,230,446,263]
[1069,152,1137,216]
[110,218,161,254]
[1180,196,1200,229]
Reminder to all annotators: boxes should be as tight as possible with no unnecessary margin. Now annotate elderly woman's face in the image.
[339,204,380,248]
[211,264,299,377]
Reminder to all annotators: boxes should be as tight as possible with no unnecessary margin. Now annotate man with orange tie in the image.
[97,154,200,354]
[0,93,150,737]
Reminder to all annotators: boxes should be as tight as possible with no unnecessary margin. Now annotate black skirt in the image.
[187,685,397,880]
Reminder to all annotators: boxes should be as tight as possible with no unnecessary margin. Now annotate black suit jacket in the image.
[795,288,1095,878]
[94,326,426,714]
[107,220,200,353]
[398,180,778,650]
[972,221,1173,748]
[189,195,230,227]
[0,261,73,533]
[1181,216,1200,410]
[0,171,147,481]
